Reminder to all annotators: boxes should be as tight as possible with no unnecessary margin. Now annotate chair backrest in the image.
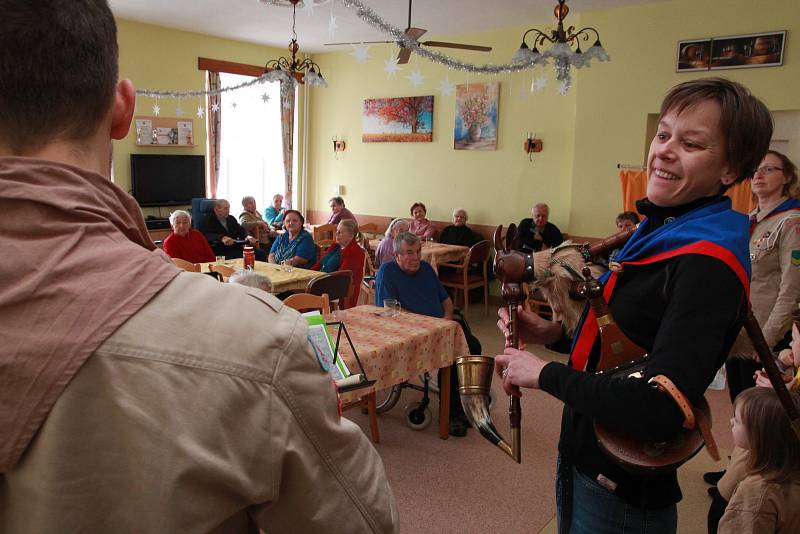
[313,223,337,242]
[359,222,380,240]
[307,270,353,308]
[466,240,491,266]
[284,293,331,315]
[172,258,200,272]
[209,264,235,278]
[190,198,217,232]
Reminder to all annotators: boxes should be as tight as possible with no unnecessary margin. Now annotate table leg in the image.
[439,364,451,439]
[366,392,380,443]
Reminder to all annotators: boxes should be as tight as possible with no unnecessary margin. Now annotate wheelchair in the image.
[375,373,440,430]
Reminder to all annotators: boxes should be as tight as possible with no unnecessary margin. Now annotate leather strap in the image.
[649,374,720,461]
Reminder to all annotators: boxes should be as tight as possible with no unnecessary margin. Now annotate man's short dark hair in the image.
[615,211,640,225]
[0,0,119,153]
[659,78,773,184]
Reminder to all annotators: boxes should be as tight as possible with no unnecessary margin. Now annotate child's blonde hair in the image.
[736,387,800,484]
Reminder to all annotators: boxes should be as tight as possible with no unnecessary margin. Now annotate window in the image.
[214,72,288,214]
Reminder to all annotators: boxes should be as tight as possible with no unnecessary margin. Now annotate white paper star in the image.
[211,103,220,113]
[328,12,337,38]
[196,106,205,119]
[407,70,424,89]
[383,56,402,77]
[261,93,271,103]
[531,75,548,92]
[151,103,161,116]
[231,102,237,109]
[438,76,455,96]
[302,0,314,17]
[350,44,371,64]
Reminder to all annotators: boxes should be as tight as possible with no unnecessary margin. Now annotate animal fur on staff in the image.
[530,242,607,337]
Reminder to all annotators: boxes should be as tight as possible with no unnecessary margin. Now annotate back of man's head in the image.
[0,0,118,154]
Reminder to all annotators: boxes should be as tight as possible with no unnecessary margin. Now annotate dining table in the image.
[332,304,471,441]
[198,259,323,293]
[367,239,469,272]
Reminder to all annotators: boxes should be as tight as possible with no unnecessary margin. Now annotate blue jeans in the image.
[556,460,677,534]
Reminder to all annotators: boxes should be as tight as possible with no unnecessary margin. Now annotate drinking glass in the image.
[282,259,294,272]
[383,299,400,317]
[215,255,226,265]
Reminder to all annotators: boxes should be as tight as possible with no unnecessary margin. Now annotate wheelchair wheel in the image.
[404,402,432,430]
[375,385,402,414]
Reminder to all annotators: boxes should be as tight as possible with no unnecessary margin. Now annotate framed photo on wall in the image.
[676,39,711,72]
[709,31,786,70]
[362,96,434,143]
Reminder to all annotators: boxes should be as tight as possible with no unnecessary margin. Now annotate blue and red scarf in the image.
[570,197,751,371]
[750,196,800,236]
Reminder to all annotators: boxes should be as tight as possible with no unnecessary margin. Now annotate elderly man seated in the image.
[438,208,479,247]
[517,202,563,252]
[203,199,265,260]
[162,210,216,264]
[239,195,277,251]
[374,232,470,437]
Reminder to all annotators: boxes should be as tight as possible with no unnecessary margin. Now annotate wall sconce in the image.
[523,132,543,161]
[332,136,346,159]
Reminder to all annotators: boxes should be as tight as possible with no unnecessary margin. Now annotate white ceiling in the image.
[109,0,661,53]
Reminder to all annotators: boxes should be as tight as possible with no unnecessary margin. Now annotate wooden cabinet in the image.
[148,228,171,245]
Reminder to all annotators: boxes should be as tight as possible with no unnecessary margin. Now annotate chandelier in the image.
[511,0,609,92]
[263,0,327,87]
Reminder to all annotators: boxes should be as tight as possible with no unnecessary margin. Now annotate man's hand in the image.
[497,305,562,348]
[221,236,235,246]
[246,236,258,245]
[494,347,548,394]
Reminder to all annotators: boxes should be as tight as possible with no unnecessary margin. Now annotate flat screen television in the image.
[131,154,206,207]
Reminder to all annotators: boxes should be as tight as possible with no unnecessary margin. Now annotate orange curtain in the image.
[725,180,756,214]
[621,169,755,216]
[619,169,647,216]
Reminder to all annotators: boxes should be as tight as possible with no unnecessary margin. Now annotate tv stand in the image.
[145,218,171,230]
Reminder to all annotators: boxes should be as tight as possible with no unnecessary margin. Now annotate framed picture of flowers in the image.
[454,82,499,150]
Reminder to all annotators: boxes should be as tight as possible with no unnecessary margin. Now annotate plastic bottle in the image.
[243,245,255,271]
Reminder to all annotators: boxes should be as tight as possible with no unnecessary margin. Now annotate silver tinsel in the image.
[136,73,277,99]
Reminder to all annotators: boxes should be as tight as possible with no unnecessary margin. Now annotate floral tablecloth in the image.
[198,260,322,293]
[367,240,469,272]
[333,305,470,405]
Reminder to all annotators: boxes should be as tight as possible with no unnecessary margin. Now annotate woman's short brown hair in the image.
[410,202,427,215]
[659,78,773,184]
[283,209,305,226]
[765,150,799,198]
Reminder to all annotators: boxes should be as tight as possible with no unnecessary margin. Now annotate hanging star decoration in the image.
[301,0,314,17]
[350,44,371,64]
[383,56,401,77]
[407,70,424,89]
[438,76,455,96]
[261,93,271,103]
[151,103,161,116]
[531,75,548,92]
[232,102,238,109]
[328,12,337,38]
[196,106,205,119]
[211,103,220,114]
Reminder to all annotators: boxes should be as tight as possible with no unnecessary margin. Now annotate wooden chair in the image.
[437,240,490,319]
[359,222,380,241]
[308,271,353,310]
[317,239,335,250]
[172,258,200,272]
[209,264,235,279]
[313,223,337,242]
[284,293,331,315]
[359,251,377,306]
[522,282,553,320]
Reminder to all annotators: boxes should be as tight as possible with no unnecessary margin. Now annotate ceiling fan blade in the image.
[421,41,492,52]
[397,47,412,64]
[324,41,393,46]
[404,27,427,41]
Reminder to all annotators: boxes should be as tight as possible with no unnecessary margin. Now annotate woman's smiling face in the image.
[646,99,735,207]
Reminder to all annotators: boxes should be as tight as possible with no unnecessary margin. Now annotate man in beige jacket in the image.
[0,1,398,532]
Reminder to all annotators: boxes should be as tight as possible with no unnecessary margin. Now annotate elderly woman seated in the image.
[239,195,276,250]
[264,193,286,229]
[438,208,479,247]
[408,202,436,239]
[162,210,215,264]
[268,209,316,269]
[311,219,365,309]
[375,218,409,267]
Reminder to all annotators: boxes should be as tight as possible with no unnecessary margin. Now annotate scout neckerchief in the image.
[570,197,751,372]
[749,196,800,236]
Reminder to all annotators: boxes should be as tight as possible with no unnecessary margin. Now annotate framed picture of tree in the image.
[362,96,434,142]
[454,82,499,150]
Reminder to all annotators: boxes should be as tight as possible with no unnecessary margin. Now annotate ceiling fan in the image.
[325,0,492,64]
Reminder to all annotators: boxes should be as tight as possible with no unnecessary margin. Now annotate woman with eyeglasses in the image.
[726,150,800,400]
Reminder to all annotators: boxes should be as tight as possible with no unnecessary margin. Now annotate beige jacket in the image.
[731,199,800,356]
[719,474,800,533]
[0,273,398,534]
[239,210,273,245]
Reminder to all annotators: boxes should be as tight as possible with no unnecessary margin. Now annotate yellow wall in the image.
[308,0,799,235]
[307,21,580,231]
[115,19,293,215]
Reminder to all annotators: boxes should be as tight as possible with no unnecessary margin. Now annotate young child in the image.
[716,387,800,533]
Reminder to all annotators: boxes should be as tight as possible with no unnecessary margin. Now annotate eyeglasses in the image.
[755,165,784,175]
